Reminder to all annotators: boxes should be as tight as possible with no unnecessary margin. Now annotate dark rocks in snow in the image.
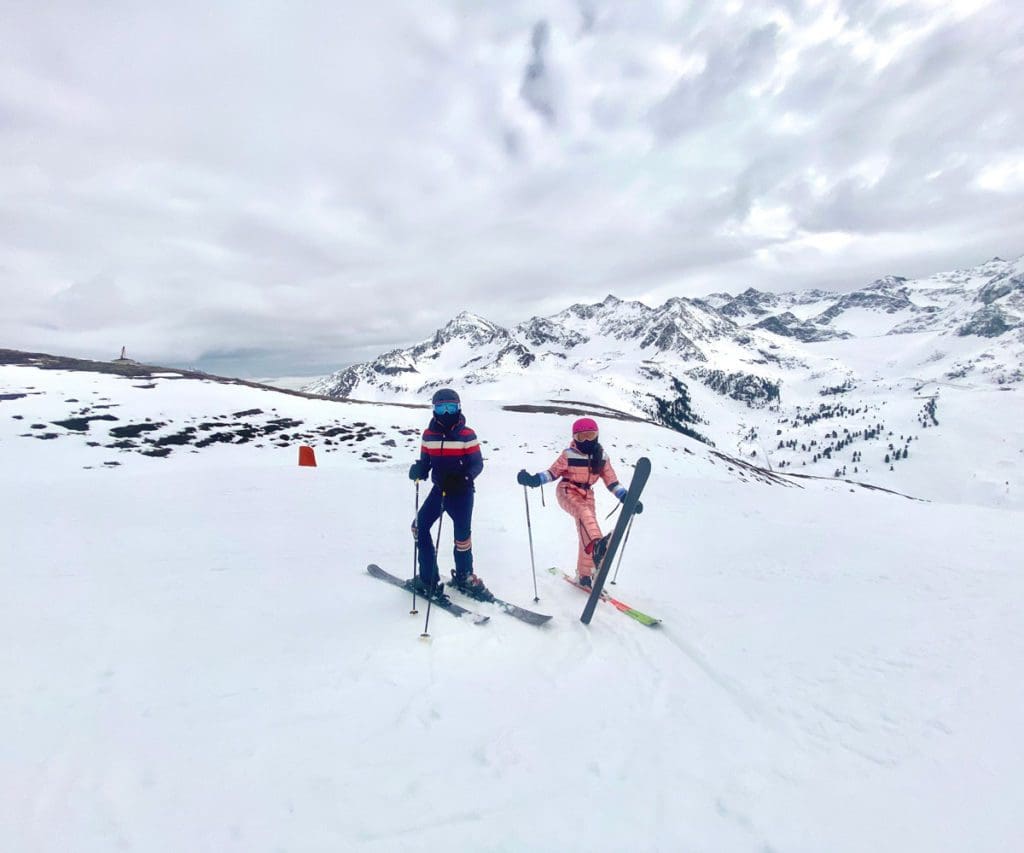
[194,431,241,448]
[719,287,779,319]
[519,318,587,349]
[813,289,914,324]
[53,414,120,431]
[109,422,165,439]
[374,363,419,376]
[155,427,198,447]
[819,380,855,396]
[311,368,361,398]
[957,305,1019,338]
[639,319,704,360]
[495,343,536,369]
[887,306,943,335]
[107,440,138,450]
[262,418,304,434]
[862,275,909,291]
[687,368,780,406]
[752,312,851,342]
[977,272,1023,305]
[752,313,799,337]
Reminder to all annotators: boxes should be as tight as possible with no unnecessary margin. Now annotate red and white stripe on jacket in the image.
[540,443,625,498]
[417,414,484,486]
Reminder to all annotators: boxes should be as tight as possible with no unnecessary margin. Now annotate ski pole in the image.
[523,485,539,603]
[609,514,636,585]
[410,480,420,615]
[540,484,546,507]
[605,502,622,521]
[421,490,445,639]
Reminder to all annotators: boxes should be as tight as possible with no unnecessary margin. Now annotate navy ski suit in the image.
[411,413,484,588]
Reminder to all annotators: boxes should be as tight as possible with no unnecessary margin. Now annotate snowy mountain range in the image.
[304,255,1023,503]
[308,255,1024,409]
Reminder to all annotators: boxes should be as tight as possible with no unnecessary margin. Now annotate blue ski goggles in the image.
[433,402,460,415]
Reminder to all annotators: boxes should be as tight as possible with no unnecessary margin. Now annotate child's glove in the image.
[517,469,542,488]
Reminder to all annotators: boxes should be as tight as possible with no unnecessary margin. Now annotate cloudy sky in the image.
[2,0,1022,376]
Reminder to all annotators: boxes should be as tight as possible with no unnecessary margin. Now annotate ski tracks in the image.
[657,624,778,728]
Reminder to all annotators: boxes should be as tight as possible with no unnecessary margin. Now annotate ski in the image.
[551,568,661,626]
[581,456,652,625]
[447,583,552,626]
[367,564,490,625]
[491,596,552,627]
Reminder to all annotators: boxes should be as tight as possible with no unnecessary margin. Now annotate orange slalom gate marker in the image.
[298,445,317,467]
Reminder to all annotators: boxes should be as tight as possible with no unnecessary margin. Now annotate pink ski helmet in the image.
[572,417,599,435]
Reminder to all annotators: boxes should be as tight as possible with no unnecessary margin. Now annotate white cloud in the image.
[725,202,797,240]
[976,155,1024,193]
[0,0,1021,376]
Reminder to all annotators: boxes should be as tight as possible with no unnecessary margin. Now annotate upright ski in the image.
[553,569,661,626]
[581,456,652,625]
[367,564,489,625]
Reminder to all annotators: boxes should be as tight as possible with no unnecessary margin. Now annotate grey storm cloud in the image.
[1,0,1022,377]
[648,23,781,139]
[521,20,557,124]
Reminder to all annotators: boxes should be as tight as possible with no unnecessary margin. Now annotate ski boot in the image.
[591,534,611,568]
[577,574,593,589]
[450,570,495,602]
[410,575,447,602]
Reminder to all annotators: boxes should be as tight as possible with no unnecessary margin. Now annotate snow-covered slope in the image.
[2,358,1022,852]
[306,256,1024,508]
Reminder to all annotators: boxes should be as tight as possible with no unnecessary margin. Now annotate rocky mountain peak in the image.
[434,312,508,346]
[517,316,588,349]
[863,275,909,291]
[719,288,779,318]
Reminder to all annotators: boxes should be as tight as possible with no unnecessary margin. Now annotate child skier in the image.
[517,417,643,588]
[408,388,490,600]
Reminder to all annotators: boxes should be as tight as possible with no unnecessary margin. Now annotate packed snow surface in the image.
[2,363,1023,852]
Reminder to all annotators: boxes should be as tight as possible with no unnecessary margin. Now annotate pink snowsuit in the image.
[544,443,624,578]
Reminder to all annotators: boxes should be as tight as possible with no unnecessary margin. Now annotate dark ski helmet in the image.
[431,388,462,428]
[431,388,461,406]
